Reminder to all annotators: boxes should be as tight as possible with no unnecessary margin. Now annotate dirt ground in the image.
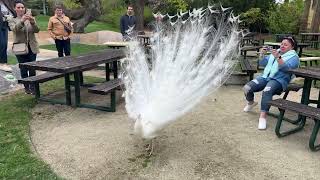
[29,85,320,180]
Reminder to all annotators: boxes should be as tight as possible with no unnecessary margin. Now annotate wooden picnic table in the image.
[19,49,126,109]
[264,42,310,57]
[240,45,262,59]
[268,67,320,150]
[300,33,320,49]
[288,67,320,119]
[137,34,152,45]
[104,41,128,49]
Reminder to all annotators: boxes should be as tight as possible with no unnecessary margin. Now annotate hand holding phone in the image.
[26,9,32,16]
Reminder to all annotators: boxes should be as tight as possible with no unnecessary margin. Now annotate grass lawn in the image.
[0,44,108,179]
[303,49,320,57]
[36,15,119,33]
[7,55,18,65]
[39,43,110,55]
[0,75,104,179]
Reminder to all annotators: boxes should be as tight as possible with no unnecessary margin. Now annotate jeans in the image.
[55,39,71,57]
[243,77,283,112]
[16,45,37,90]
[0,28,8,63]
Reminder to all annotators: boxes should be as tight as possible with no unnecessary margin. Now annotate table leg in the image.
[113,61,118,78]
[298,46,303,57]
[79,72,84,86]
[297,78,313,122]
[64,74,72,105]
[74,71,81,106]
[105,63,110,81]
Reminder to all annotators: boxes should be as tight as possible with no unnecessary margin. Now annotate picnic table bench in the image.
[18,72,64,99]
[239,58,257,80]
[269,99,320,151]
[88,78,124,112]
[300,57,320,67]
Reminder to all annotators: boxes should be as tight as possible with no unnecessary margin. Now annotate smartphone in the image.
[26,9,32,16]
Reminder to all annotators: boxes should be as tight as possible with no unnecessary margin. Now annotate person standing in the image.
[48,4,73,57]
[8,0,39,94]
[120,5,136,41]
[0,0,15,72]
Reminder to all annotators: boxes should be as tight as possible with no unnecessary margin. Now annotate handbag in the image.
[56,17,72,34]
[12,43,28,55]
[12,24,29,55]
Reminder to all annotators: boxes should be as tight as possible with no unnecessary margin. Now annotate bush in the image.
[144,6,154,25]
[62,0,81,9]
[100,7,125,29]
[266,0,304,34]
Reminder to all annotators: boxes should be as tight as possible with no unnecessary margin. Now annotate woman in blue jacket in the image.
[243,36,300,130]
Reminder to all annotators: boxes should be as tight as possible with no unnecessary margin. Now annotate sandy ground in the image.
[29,85,320,180]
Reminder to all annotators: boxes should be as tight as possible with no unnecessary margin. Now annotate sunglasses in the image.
[284,36,295,44]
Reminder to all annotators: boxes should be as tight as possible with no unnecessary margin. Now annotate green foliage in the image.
[164,0,188,14]
[62,0,81,9]
[144,6,154,25]
[100,7,125,30]
[241,8,266,32]
[266,0,304,34]
[101,0,126,13]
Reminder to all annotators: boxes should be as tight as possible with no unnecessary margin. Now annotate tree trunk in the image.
[134,0,145,32]
[64,8,86,20]
[300,0,312,32]
[71,0,102,33]
[311,0,320,32]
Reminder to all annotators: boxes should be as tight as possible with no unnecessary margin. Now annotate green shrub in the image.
[144,6,154,25]
[63,0,81,9]
[266,0,304,34]
[164,0,188,15]
[100,7,125,29]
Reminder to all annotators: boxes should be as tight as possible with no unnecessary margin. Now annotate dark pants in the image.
[0,28,8,63]
[55,39,71,57]
[16,45,37,90]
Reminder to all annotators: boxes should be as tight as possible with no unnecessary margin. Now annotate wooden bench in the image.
[239,58,257,80]
[300,57,320,67]
[268,99,320,151]
[18,72,64,99]
[88,78,123,112]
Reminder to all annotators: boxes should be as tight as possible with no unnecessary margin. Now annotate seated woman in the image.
[243,36,300,130]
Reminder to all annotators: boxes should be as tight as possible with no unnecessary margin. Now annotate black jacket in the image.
[120,14,136,35]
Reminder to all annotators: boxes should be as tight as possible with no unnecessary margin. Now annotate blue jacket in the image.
[258,53,300,90]
[120,14,136,36]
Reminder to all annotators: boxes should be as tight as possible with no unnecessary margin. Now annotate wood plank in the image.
[300,57,320,61]
[19,49,126,73]
[88,79,123,95]
[269,99,320,120]
[288,68,320,80]
[18,72,64,84]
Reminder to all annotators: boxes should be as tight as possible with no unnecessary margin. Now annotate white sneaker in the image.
[0,64,12,72]
[243,102,258,112]
[258,118,267,130]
